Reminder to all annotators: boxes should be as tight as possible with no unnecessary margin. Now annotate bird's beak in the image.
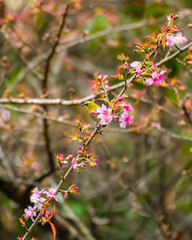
[81,103,85,106]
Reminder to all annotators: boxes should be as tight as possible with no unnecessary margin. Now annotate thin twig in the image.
[42,4,71,175]
[22,123,101,240]
[42,4,70,93]
[1,104,77,127]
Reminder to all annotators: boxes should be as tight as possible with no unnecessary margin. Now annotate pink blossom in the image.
[96,104,112,117]
[30,188,46,210]
[64,192,68,199]
[151,122,161,129]
[146,70,166,85]
[99,115,113,125]
[45,210,50,220]
[31,162,40,171]
[72,157,78,169]
[166,32,187,48]
[44,188,58,201]
[119,111,133,128]
[119,102,133,112]
[96,104,113,126]
[130,61,142,75]
[24,206,36,222]
[67,154,73,160]
[31,187,45,197]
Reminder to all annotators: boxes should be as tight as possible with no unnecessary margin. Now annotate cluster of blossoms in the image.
[118,100,134,128]
[166,32,187,48]
[91,32,187,91]
[90,100,133,128]
[90,74,110,94]
[56,147,98,172]
[128,18,188,86]
[0,108,10,126]
[24,187,58,222]
[145,69,166,86]
[129,60,166,86]
[72,147,98,171]
[64,184,79,200]
[0,12,19,27]
[55,153,73,167]
[96,104,113,126]
[130,61,142,75]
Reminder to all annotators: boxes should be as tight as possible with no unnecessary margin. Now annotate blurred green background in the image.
[0,0,192,239]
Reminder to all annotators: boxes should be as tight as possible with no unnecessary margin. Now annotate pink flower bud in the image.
[77,151,81,154]
[85,147,88,150]
[78,146,82,149]
[64,192,68,199]
[46,210,50,216]
[118,97,123,101]
[68,155,73,159]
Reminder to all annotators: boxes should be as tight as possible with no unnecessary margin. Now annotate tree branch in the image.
[0,42,191,106]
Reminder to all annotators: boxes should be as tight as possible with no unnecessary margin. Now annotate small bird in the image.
[81,101,100,124]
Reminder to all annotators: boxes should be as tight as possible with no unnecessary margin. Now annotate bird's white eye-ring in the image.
[86,102,90,106]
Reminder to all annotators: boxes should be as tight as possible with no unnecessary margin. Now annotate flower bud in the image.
[68,155,73,159]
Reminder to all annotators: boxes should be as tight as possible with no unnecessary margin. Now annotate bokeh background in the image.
[0,0,192,239]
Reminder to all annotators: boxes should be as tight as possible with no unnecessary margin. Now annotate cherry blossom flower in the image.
[146,70,166,85]
[44,188,58,201]
[166,32,187,48]
[44,210,50,220]
[99,115,113,125]
[30,188,46,210]
[32,187,45,197]
[119,111,133,128]
[96,104,112,117]
[96,104,113,125]
[24,206,37,222]
[90,74,109,94]
[72,157,78,169]
[130,61,142,75]
[119,102,133,112]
